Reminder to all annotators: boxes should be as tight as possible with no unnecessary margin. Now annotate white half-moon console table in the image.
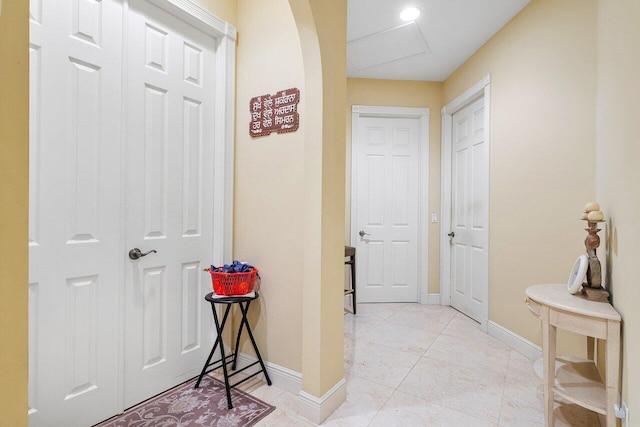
[525,284,621,426]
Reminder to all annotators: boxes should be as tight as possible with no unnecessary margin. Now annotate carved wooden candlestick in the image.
[582,219,609,302]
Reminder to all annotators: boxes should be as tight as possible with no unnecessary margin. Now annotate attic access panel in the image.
[347,22,431,71]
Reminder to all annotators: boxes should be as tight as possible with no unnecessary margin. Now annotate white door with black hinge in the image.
[352,107,428,303]
[29,0,222,425]
[449,95,489,322]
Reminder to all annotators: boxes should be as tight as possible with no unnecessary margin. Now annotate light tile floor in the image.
[244,303,601,426]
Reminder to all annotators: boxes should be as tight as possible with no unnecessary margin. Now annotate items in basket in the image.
[211,260,255,273]
[207,260,259,296]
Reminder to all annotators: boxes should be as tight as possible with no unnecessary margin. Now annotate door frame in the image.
[439,75,491,328]
[116,0,236,410]
[350,105,430,303]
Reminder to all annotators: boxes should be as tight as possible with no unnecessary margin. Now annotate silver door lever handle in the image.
[129,248,157,260]
[359,230,371,237]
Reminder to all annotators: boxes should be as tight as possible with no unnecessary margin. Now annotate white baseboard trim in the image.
[420,293,441,305]
[487,320,542,360]
[479,317,488,333]
[236,353,302,395]
[298,378,347,425]
[237,353,346,423]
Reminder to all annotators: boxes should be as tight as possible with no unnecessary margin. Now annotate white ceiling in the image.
[347,0,531,82]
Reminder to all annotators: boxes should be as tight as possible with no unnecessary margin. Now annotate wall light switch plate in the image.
[431,213,438,223]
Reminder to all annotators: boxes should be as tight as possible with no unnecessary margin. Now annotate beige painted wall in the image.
[236,0,346,398]
[234,0,306,373]
[346,78,442,295]
[443,0,597,355]
[307,0,347,395]
[596,0,640,414]
[0,0,29,424]
[288,0,347,397]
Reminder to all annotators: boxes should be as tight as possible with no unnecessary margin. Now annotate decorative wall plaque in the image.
[249,88,300,137]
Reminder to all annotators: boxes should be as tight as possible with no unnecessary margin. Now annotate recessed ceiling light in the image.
[400,7,420,21]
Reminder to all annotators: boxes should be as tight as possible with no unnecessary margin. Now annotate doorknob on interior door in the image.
[128,248,157,260]
[359,230,371,237]
[448,232,455,238]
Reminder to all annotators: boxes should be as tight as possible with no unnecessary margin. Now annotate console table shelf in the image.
[533,356,606,414]
[525,283,621,427]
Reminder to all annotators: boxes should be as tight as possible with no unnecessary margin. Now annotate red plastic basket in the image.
[208,268,259,296]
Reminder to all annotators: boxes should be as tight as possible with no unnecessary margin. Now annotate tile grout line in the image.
[395,308,507,424]
[380,305,458,404]
[364,304,457,427]
[496,349,514,426]
[270,302,514,426]
[365,390,394,427]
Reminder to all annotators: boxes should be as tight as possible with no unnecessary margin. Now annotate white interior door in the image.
[449,96,489,322]
[123,0,216,406]
[354,115,420,302]
[28,0,124,425]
